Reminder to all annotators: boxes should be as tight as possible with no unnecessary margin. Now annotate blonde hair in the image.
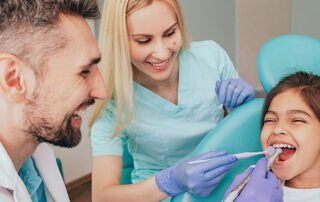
[89,0,189,138]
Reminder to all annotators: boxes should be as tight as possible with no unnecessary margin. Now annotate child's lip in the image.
[267,140,297,166]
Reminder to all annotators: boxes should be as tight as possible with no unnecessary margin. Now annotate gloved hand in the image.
[215,78,256,109]
[224,158,283,202]
[155,151,237,197]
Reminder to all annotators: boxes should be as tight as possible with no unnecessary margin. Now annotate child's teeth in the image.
[272,143,296,149]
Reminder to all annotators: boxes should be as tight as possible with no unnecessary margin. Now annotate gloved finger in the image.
[249,158,268,179]
[193,169,230,197]
[198,171,229,197]
[196,187,214,197]
[274,187,284,201]
[192,151,228,161]
[206,169,229,186]
[266,171,282,187]
[223,167,254,197]
[225,81,237,107]
[230,84,244,107]
[201,155,237,172]
[234,90,249,107]
[217,79,230,104]
[215,80,221,96]
[203,160,236,180]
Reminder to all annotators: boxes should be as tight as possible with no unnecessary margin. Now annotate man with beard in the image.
[0,0,106,201]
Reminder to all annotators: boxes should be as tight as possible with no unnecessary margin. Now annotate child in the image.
[260,71,320,201]
[226,71,320,201]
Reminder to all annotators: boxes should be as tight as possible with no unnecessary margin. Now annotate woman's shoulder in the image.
[180,40,227,62]
[181,40,226,57]
[187,40,224,52]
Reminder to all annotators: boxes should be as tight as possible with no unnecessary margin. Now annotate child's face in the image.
[261,89,320,187]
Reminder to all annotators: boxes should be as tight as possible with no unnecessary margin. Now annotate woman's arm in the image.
[92,155,168,202]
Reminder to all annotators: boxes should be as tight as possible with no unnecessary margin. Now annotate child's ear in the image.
[0,53,28,103]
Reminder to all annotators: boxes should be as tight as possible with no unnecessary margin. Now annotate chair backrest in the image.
[258,34,320,93]
[172,34,320,202]
[173,99,264,202]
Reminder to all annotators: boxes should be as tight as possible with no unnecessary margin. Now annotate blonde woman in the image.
[90,0,256,201]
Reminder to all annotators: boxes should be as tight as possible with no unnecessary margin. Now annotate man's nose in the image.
[89,67,107,100]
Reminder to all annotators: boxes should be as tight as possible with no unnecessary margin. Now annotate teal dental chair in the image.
[121,34,320,201]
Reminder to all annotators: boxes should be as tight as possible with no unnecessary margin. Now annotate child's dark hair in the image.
[261,71,320,128]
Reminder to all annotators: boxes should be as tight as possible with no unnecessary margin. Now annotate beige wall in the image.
[291,0,320,38]
[236,0,291,90]
[180,0,236,62]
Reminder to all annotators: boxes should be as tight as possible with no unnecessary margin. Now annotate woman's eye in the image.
[164,29,176,37]
[136,39,151,44]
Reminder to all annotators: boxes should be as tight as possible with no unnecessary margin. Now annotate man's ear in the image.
[0,54,28,103]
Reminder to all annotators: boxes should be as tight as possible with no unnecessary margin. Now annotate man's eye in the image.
[80,69,91,77]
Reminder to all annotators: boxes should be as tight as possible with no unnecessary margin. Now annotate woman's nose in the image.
[151,40,170,60]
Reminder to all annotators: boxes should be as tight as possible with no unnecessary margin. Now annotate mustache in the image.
[79,98,95,108]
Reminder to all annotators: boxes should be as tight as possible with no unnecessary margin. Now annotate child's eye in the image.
[291,119,306,123]
[264,118,275,124]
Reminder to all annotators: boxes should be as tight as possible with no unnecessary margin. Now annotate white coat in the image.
[0,143,70,202]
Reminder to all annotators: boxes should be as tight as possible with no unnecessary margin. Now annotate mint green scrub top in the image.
[91,40,238,184]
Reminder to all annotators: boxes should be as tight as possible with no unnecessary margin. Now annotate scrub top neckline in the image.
[133,50,191,113]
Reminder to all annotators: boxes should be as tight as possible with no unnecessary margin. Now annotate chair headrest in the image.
[257,34,320,93]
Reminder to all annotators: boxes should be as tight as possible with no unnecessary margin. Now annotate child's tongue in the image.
[278,148,296,161]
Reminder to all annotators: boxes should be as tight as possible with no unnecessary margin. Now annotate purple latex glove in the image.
[215,78,256,109]
[224,158,283,202]
[155,151,237,197]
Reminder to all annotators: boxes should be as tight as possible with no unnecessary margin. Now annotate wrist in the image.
[155,166,185,196]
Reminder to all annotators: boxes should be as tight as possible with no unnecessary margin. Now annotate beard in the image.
[23,93,82,148]
[25,111,82,148]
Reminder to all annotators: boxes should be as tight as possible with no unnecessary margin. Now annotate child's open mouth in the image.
[272,143,296,163]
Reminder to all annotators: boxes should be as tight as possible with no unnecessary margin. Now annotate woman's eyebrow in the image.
[131,22,178,37]
[164,22,178,33]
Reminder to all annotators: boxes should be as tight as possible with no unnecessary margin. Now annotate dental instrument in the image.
[223,147,283,202]
[189,146,276,165]
[267,147,282,170]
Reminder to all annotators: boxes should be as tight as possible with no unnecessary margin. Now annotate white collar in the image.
[0,143,32,201]
[32,143,70,202]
